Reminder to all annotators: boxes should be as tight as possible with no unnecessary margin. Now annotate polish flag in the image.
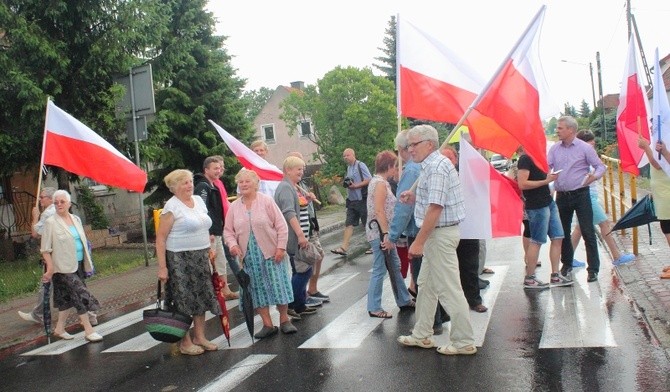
[616,36,651,175]
[650,48,670,177]
[469,6,553,172]
[397,6,554,172]
[458,139,523,239]
[43,100,147,192]
[209,120,283,181]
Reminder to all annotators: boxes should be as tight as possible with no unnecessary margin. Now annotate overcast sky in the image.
[207,0,670,116]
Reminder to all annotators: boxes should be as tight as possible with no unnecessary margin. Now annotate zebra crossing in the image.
[21,262,618,358]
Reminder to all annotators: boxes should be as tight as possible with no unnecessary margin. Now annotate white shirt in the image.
[162,195,212,252]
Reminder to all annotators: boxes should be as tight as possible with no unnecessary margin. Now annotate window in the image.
[262,124,275,142]
[299,120,312,137]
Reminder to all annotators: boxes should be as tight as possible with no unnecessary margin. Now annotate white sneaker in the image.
[18,311,41,324]
[85,332,103,342]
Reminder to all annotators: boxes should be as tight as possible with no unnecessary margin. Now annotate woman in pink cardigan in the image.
[224,169,296,338]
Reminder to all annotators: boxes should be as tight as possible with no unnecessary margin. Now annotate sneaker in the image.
[305,297,323,308]
[18,311,42,324]
[572,259,586,268]
[287,309,302,320]
[308,291,330,302]
[550,273,573,287]
[613,253,635,266]
[297,307,317,315]
[560,265,573,278]
[587,271,598,282]
[524,276,550,290]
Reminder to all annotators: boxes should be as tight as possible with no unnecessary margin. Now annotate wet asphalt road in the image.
[2,235,669,392]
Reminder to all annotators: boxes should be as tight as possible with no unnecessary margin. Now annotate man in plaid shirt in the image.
[396,125,476,356]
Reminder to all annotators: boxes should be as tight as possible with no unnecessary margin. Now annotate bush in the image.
[77,186,109,230]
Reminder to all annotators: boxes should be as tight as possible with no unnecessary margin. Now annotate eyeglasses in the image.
[408,140,429,148]
[54,200,68,205]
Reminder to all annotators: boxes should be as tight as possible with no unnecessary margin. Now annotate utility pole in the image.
[596,51,607,141]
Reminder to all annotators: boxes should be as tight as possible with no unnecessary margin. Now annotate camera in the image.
[343,177,354,188]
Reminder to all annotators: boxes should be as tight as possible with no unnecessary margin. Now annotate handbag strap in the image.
[155,280,163,308]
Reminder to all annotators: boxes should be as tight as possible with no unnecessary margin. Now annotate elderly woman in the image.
[156,169,221,356]
[41,190,102,342]
[367,150,414,318]
[274,156,317,319]
[224,168,295,338]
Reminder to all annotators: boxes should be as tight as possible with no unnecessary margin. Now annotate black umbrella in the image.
[368,219,400,299]
[42,281,52,344]
[235,263,255,342]
[609,194,657,244]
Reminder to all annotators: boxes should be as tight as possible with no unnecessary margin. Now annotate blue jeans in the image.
[526,201,564,244]
[288,254,313,312]
[556,188,600,273]
[367,238,412,312]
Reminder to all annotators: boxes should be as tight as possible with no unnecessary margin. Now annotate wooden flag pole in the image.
[35,97,52,209]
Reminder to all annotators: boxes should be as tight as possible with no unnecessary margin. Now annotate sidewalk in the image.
[0,205,347,354]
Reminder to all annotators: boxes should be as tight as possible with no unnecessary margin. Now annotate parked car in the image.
[490,154,510,171]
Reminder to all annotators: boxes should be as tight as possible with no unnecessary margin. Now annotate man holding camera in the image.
[331,148,371,256]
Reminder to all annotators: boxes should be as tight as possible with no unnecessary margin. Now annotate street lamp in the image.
[561,59,597,112]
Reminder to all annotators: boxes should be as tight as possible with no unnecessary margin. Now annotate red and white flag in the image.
[458,139,523,239]
[397,6,554,172]
[209,120,283,181]
[469,6,553,172]
[616,36,651,175]
[651,48,670,177]
[43,100,147,192]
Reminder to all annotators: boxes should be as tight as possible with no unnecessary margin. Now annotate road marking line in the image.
[198,354,276,392]
[539,268,617,348]
[433,265,508,348]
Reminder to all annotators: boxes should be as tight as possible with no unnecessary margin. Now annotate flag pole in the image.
[442,5,546,149]
[658,115,663,161]
[395,13,404,179]
[36,98,52,208]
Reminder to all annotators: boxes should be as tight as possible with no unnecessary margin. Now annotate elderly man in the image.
[548,116,606,282]
[331,148,371,256]
[397,125,476,356]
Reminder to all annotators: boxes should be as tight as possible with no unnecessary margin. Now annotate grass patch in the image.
[0,248,150,303]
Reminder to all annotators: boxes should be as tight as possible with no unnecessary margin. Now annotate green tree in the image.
[578,99,591,118]
[562,103,578,117]
[142,0,251,204]
[0,0,168,187]
[373,15,396,83]
[281,67,397,176]
[241,87,274,122]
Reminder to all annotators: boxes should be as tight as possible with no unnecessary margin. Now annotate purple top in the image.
[547,137,606,192]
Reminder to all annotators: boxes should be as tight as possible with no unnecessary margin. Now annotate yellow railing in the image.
[600,155,639,255]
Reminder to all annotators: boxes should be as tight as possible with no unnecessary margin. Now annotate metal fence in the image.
[600,155,640,255]
[0,190,35,239]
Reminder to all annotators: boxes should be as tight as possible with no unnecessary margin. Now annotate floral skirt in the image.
[244,232,293,309]
[165,248,221,316]
[52,270,100,315]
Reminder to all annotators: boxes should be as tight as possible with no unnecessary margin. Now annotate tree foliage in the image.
[373,15,396,83]
[281,67,397,176]
[241,87,274,123]
[578,99,591,118]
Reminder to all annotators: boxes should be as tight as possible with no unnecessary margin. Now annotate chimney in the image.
[290,81,305,90]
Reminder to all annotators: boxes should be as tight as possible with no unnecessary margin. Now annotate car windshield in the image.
[491,154,504,161]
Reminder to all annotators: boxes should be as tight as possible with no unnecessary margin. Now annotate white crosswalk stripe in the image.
[198,354,276,392]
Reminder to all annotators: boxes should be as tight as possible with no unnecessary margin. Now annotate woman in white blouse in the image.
[156,169,221,356]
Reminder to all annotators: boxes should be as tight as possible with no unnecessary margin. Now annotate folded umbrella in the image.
[368,219,399,299]
[235,260,255,342]
[211,271,231,347]
[42,281,52,344]
[609,194,657,244]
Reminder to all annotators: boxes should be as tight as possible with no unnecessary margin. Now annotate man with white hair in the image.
[397,125,476,356]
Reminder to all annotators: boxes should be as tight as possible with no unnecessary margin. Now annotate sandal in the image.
[368,310,392,319]
[436,344,477,355]
[397,334,436,348]
[408,287,417,298]
[481,268,495,275]
[470,304,488,313]
[331,247,347,256]
[179,344,205,356]
[194,340,218,351]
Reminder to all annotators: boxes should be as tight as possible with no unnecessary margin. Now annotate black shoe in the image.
[560,265,572,277]
[478,278,490,290]
[587,271,598,282]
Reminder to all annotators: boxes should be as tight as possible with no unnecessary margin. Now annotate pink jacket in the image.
[223,192,288,260]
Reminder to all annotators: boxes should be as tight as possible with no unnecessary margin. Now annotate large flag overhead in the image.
[469,5,553,172]
[43,100,147,192]
[209,120,283,181]
[458,139,523,239]
[651,48,670,177]
[397,7,553,172]
[616,36,651,175]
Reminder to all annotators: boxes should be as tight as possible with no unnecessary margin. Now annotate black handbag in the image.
[142,281,193,343]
